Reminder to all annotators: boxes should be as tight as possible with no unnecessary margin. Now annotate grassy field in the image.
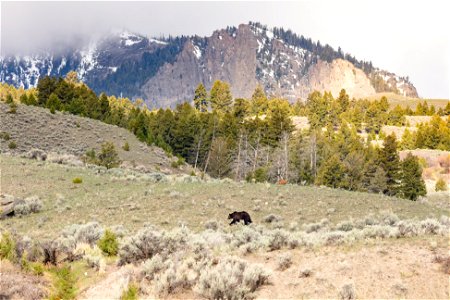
[367,92,449,109]
[1,154,449,299]
[1,155,448,239]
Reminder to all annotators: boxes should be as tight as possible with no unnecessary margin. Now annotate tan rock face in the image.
[305,59,376,99]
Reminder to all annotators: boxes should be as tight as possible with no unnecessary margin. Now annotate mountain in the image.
[0,22,418,107]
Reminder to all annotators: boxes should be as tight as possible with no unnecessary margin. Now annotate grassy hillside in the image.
[1,155,448,239]
[368,92,449,109]
[0,102,186,174]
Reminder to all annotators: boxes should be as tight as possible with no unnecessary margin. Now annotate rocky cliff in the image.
[0,22,419,107]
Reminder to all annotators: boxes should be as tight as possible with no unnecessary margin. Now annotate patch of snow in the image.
[57,57,66,74]
[78,41,98,80]
[266,30,274,39]
[149,38,168,45]
[257,39,263,53]
[218,35,222,40]
[193,45,202,59]
[109,66,118,73]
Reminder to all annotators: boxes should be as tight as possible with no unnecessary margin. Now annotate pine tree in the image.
[210,80,233,113]
[250,85,268,116]
[193,83,208,112]
[400,153,426,200]
[306,91,328,130]
[46,93,61,111]
[19,94,29,105]
[315,154,346,188]
[400,128,415,150]
[336,89,350,114]
[378,134,401,196]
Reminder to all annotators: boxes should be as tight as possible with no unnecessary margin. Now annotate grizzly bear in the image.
[228,211,252,225]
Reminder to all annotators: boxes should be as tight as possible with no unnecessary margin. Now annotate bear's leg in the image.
[230,219,238,225]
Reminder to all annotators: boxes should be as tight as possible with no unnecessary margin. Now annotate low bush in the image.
[8,141,17,149]
[339,283,355,300]
[62,222,104,246]
[122,142,130,151]
[27,149,47,161]
[0,232,17,262]
[31,262,45,276]
[263,214,282,224]
[97,229,119,256]
[194,256,270,300]
[435,178,448,192]
[121,283,139,300]
[276,253,292,271]
[0,131,11,140]
[118,226,186,265]
[49,265,77,300]
[72,177,83,184]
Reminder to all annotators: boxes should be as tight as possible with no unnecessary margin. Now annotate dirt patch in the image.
[80,265,136,299]
[250,239,449,299]
[0,260,49,300]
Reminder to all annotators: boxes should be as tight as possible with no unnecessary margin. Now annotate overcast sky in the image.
[1,0,449,98]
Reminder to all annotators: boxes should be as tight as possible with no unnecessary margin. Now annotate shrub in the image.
[84,254,101,271]
[122,142,130,151]
[72,177,82,184]
[299,267,312,278]
[0,232,17,262]
[97,142,121,169]
[50,265,77,300]
[194,256,270,300]
[142,254,166,280]
[97,229,119,256]
[0,131,10,140]
[171,156,185,168]
[25,196,43,213]
[8,141,17,149]
[153,262,192,296]
[420,219,441,234]
[435,178,448,191]
[246,167,268,183]
[336,221,354,232]
[8,101,17,114]
[27,149,47,161]
[14,203,31,216]
[118,227,186,265]
[204,220,219,231]
[121,283,139,300]
[265,229,289,251]
[263,214,282,224]
[62,222,104,245]
[339,283,355,300]
[276,253,292,271]
[31,262,45,276]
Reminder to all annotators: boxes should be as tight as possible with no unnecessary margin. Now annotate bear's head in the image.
[228,211,237,219]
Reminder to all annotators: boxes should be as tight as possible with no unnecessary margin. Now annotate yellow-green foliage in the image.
[97,229,118,256]
[123,141,130,151]
[0,232,16,262]
[72,177,83,184]
[50,265,77,300]
[435,178,448,192]
[31,262,45,276]
[120,283,139,300]
[8,141,17,149]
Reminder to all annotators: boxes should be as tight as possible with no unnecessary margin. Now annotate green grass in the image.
[0,155,448,239]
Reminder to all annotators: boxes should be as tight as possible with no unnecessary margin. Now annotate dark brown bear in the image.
[228,211,252,225]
